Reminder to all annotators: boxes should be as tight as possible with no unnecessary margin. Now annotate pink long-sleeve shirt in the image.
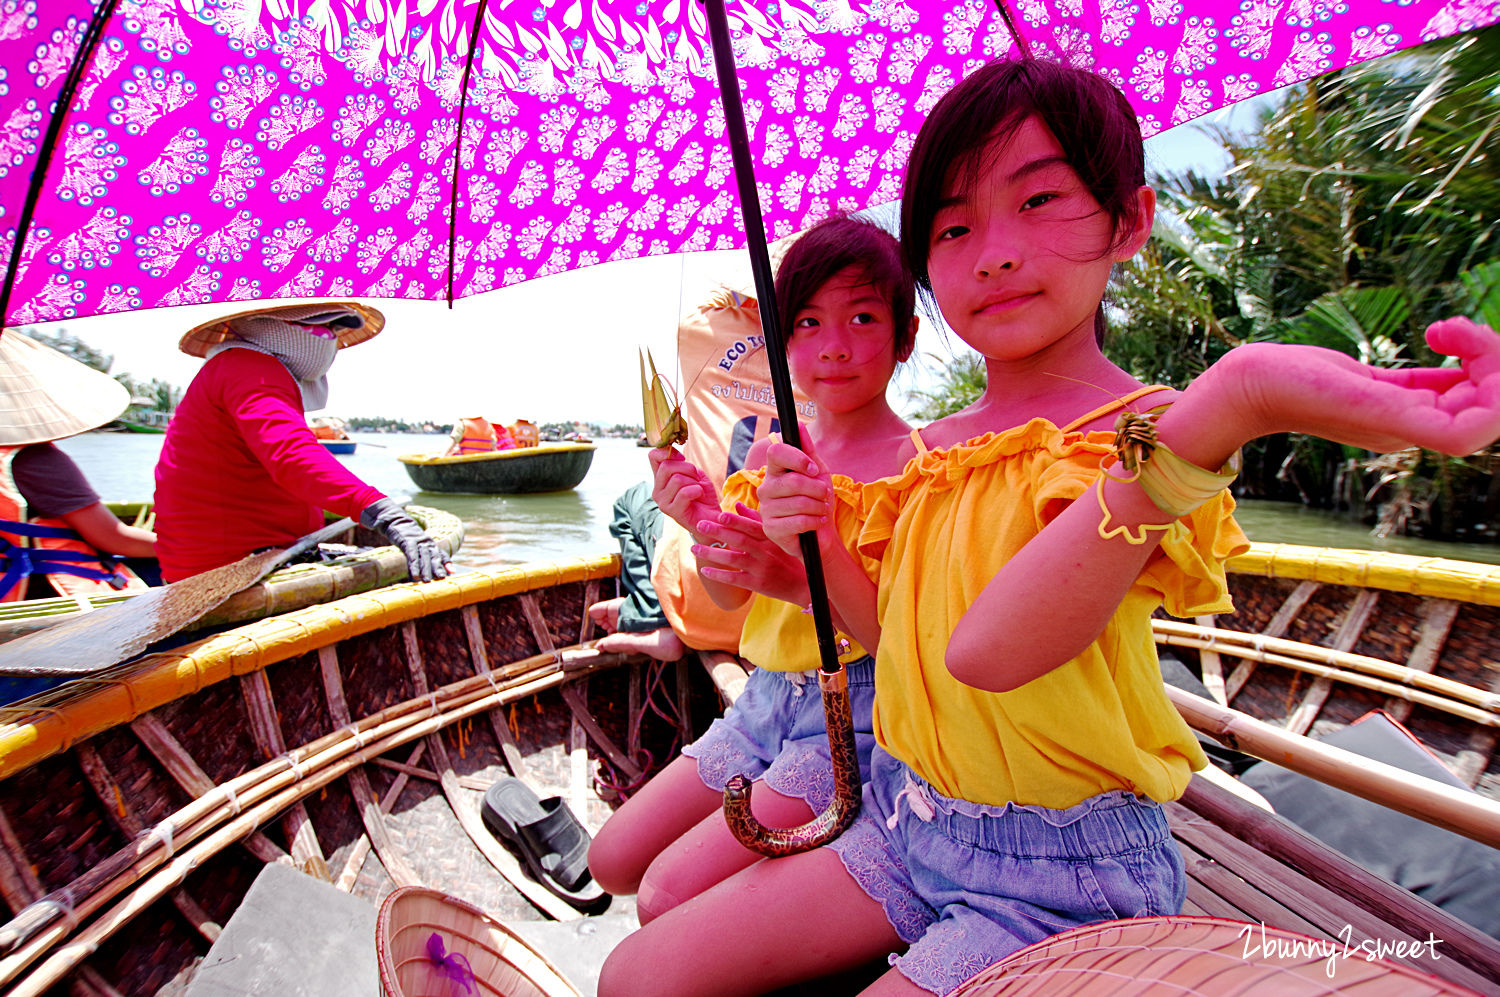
[154,349,384,581]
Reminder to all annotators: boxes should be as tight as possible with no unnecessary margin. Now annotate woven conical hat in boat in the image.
[376,886,582,997]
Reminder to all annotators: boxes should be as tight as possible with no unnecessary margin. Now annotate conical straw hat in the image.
[0,331,130,446]
[179,301,384,357]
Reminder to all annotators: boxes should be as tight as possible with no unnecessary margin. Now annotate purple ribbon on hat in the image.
[425,932,476,995]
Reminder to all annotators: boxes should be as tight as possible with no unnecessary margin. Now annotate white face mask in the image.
[206,310,355,411]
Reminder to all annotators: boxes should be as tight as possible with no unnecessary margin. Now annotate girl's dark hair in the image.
[775,213,917,362]
[899,59,1146,345]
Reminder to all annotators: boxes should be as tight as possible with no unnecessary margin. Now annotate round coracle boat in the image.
[0,545,1493,995]
[398,444,595,495]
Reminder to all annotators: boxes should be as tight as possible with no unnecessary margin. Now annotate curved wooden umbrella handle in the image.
[722,664,862,856]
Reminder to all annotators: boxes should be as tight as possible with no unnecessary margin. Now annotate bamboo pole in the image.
[0,644,619,984]
[1152,619,1500,721]
[1167,687,1500,849]
[317,644,423,888]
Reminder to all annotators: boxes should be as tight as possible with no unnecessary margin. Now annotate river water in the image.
[57,432,1500,567]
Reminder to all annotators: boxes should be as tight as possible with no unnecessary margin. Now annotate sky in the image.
[27,100,1267,429]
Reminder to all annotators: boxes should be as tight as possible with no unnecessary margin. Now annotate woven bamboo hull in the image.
[0,550,1493,995]
[397,445,595,494]
[1187,542,1500,801]
[0,505,465,647]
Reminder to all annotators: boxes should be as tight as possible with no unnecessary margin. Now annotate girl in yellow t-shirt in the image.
[599,59,1500,997]
[588,214,917,921]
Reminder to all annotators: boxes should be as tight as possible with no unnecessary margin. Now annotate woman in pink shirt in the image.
[153,302,448,584]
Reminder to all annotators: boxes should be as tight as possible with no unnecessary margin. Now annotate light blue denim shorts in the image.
[681,656,876,813]
[828,746,1186,995]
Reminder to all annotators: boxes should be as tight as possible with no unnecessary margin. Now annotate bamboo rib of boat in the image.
[1192,542,1500,794]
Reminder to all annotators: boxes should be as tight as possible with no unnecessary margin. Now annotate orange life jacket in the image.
[0,446,148,602]
[509,419,539,448]
[451,417,499,454]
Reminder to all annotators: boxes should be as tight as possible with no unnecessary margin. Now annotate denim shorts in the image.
[828,746,1186,995]
[681,656,876,813]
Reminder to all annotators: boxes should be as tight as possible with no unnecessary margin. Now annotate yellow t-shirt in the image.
[723,468,874,672]
[859,418,1249,810]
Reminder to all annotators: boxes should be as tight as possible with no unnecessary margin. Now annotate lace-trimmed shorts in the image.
[828,746,1186,995]
[680,656,876,813]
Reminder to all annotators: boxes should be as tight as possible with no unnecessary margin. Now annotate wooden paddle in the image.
[0,518,355,677]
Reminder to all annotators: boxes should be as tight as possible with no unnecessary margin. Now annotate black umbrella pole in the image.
[702,0,860,855]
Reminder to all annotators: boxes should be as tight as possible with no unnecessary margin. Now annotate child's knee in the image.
[587,826,643,897]
[635,868,685,924]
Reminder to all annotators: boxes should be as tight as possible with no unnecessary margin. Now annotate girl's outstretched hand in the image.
[692,503,811,605]
[1198,318,1500,458]
[757,430,835,558]
[648,445,721,538]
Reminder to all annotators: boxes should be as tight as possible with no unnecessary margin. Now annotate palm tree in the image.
[906,350,987,422]
[1109,25,1500,538]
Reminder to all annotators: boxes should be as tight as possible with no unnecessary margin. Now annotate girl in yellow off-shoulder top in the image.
[600,58,1500,997]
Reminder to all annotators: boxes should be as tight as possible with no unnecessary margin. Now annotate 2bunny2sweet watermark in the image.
[1238,921,1443,979]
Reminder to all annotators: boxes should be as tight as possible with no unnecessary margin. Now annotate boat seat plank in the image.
[1168,801,1405,945]
[1167,802,1499,994]
[1179,866,1255,923]
[1176,778,1500,991]
[1173,833,1328,940]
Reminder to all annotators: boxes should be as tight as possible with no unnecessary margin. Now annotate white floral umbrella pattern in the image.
[2,0,1495,325]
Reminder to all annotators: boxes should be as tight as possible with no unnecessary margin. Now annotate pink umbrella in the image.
[2,1,1492,325]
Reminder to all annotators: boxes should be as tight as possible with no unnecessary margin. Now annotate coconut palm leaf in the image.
[1282,286,1411,364]
[1457,262,1500,331]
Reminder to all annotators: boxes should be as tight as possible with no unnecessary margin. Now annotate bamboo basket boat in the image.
[397,444,596,495]
[0,505,465,646]
[0,550,1494,995]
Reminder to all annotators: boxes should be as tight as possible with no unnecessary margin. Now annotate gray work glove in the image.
[360,498,450,582]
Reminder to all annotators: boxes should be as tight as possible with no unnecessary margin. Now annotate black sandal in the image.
[481,777,611,914]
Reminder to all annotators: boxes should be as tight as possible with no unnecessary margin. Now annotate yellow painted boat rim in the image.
[1231,540,1500,605]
